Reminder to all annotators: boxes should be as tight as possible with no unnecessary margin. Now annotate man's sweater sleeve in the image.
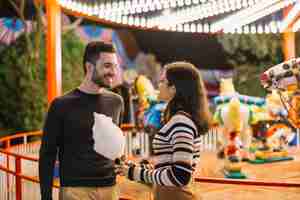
[39,99,62,200]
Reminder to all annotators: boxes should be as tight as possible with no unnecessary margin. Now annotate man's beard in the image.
[91,68,112,88]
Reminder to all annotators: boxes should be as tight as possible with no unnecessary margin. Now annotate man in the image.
[39,42,124,200]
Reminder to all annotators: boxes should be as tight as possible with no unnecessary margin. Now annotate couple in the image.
[39,41,211,200]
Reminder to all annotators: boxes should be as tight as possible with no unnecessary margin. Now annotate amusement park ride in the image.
[256,58,300,160]
[261,57,300,129]
[212,58,300,179]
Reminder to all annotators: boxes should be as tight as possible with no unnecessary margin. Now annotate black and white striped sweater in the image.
[128,113,201,187]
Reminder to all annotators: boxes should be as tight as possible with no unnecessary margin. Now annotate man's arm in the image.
[39,99,62,200]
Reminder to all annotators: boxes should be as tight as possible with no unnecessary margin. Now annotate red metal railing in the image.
[194,176,300,187]
[0,131,55,200]
[0,130,134,200]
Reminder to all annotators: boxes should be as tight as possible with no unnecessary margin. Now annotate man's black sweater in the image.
[39,89,124,200]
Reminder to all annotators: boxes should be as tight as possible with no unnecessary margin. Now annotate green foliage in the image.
[0,31,84,133]
[0,35,43,133]
[217,33,284,97]
[61,31,85,93]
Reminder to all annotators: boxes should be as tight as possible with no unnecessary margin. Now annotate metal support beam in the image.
[282,31,296,60]
[45,0,62,105]
[282,5,296,60]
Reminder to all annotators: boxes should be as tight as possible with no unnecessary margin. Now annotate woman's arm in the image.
[128,125,195,187]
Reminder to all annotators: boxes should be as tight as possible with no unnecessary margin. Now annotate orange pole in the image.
[282,5,296,61]
[282,31,296,61]
[45,0,62,105]
[6,154,9,200]
[15,157,21,200]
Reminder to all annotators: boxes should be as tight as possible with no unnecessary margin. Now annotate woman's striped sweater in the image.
[128,113,201,186]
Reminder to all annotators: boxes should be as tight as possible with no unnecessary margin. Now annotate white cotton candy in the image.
[92,112,125,160]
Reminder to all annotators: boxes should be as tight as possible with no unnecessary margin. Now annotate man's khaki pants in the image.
[59,186,118,200]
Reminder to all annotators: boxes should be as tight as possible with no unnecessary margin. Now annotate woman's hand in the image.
[115,163,130,177]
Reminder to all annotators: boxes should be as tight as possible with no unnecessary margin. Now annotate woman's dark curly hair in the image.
[163,62,212,134]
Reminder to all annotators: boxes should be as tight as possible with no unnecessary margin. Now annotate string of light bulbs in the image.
[57,0,299,34]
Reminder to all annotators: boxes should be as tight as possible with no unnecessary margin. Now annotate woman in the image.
[117,61,211,200]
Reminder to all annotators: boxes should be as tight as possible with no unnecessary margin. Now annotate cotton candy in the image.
[92,112,125,160]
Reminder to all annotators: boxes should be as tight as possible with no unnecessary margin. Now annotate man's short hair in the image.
[83,41,116,74]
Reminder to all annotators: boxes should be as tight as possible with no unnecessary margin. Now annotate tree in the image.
[217,33,284,97]
[0,0,84,133]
